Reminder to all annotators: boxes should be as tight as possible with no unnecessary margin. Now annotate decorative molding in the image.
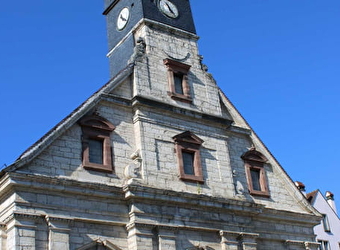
[77,238,123,250]
[131,95,233,129]
[305,241,320,250]
[45,215,73,229]
[162,50,191,62]
[3,212,42,225]
[123,183,264,215]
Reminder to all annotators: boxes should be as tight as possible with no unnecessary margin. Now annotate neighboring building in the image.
[0,0,322,249]
[307,190,340,250]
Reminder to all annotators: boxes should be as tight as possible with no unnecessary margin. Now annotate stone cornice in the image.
[3,211,43,226]
[3,212,126,228]
[123,183,264,215]
[132,95,233,129]
[256,207,322,226]
[4,172,124,198]
[285,240,319,248]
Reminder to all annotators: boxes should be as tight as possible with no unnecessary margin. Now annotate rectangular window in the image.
[322,214,331,232]
[182,151,195,175]
[164,58,192,103]
[88,139,104,164]
[173,131,204,184]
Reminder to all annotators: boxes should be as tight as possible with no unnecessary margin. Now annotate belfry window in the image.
[164,58,192,103]
[78,114,115,173]
[241,148,270,197]
[173,131,204,183]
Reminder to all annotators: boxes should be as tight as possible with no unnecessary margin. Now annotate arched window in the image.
[241,148,269,197]
[78,114,115,173]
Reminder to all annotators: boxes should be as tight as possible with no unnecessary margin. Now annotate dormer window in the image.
[78,114,115,173]
[164,58,192,103]
[241,148,269,197]
[173,131,204,183]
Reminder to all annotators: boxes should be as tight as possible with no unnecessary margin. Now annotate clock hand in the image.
[120,14,127,22]
[165,2,175,15]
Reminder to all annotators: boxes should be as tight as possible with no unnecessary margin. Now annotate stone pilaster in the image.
[45,216,72,250]
[0,223,6,250]
[220,231,239,250]
[4,214,37,250]
[158,226,177,250]
[239,232,259,250]
[126,222,154,250]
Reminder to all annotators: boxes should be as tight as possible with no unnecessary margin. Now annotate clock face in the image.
[159,0,179,19]
[117,7,130,31]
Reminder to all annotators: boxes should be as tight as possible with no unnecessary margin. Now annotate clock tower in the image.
[103,0,197,77]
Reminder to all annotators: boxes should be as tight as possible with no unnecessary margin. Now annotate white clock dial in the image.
[159,0,179,19]
[117,7,130,31]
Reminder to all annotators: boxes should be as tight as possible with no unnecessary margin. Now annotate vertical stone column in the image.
[46,216,72,250]
[220,231,239,250]
[126,222,154,250]
[239,233,259,250]
[158,226,177,250]
[17,225,36,249]
[5,214,38,250]
[0,224,6,250]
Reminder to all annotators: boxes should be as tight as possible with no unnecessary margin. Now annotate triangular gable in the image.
[1,64,134,176]
[173,131,204,145]
[77,239,122,250]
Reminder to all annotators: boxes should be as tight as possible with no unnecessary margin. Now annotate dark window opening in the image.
[182,151,195,175]
[250,169,261,191]
[174,73,184,94]
[88,139,104,164]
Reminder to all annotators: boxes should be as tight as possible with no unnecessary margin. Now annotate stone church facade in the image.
[0,0,321,249]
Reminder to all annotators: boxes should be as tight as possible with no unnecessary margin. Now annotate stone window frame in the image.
[241,148,270,197]
[163,58,192,103]
[173,131,204,184]
[78,114,115,173]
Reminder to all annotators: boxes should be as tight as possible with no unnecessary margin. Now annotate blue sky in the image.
[1,1,340,210]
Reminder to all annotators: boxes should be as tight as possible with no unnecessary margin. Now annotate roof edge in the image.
[1,64,134,176]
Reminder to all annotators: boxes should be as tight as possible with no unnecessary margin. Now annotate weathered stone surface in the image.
[0,2,321,250]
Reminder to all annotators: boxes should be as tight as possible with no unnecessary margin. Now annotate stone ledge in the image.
[123,183,264,215]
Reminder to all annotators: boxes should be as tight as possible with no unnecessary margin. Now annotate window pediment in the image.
[173,131,204,146]
[78,115,115,132]
[241,148,270,197]
[241,148,268,163]
[77,239,122,250]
